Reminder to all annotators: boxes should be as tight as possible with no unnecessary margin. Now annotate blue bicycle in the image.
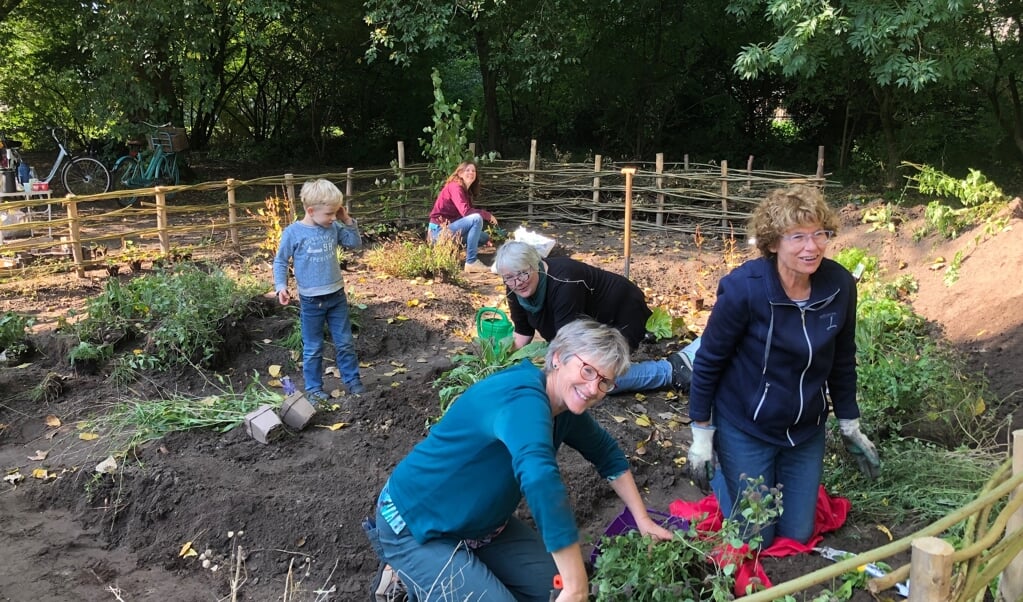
[111,123,186,207]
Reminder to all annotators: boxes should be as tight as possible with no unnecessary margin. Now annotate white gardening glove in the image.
[687,424,716,492]
[839,418,881,479]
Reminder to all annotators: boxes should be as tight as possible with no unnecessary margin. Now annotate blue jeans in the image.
[612,359,670,394]
[429,214,490,263]
[368,505,556,602]
[714,411,825,547]
[299,289,361,393]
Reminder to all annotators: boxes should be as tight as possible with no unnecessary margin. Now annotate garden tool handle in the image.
[549,574,562,602]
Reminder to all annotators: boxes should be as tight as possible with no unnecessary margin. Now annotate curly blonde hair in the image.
[749,185,838,258]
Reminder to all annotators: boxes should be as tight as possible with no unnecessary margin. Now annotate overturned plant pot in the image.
[279,392,317,431]
[245,404,284,444]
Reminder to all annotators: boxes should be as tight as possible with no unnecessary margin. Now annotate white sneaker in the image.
[464,260,491,273]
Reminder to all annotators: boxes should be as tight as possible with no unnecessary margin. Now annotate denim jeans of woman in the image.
[714,411,825,547]
[299,289,360,393]
[371,505,556,602]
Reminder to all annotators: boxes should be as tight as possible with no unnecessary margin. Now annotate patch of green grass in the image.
[364,236,462,280]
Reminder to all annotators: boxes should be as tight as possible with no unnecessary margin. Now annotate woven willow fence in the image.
[0,141,826,280]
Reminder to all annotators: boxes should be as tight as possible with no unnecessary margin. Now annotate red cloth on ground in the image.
[668,485,850,596]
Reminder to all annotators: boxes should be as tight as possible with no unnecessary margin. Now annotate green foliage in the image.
[907,163,1006,208]
[861,203,900,233]
[433,338,548,417]
[592,477,782,601]
[944,251,965,287]
[85,377,283,453]
[832,247,880,282]
[0,311,35,362]
[644,307,674,341]
[71,264,264,370]
[419,69,476,195]
[364,237,462,280]
[69,341,114,369]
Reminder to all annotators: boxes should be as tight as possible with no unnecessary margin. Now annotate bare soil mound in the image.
[1,196,1021,601]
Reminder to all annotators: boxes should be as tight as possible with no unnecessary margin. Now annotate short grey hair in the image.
[545,319,631,378]
[300,179,344,210]
[494,241,542,274]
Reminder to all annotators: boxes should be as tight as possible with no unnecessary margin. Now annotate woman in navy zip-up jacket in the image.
[686,186,881,547]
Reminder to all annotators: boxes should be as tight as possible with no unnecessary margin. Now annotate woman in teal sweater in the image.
[365,319,673,602]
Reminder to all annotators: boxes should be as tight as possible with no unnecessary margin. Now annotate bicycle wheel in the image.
[62,157,110,196]
[110,156,144,207]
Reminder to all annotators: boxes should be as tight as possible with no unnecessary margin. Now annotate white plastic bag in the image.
[512,226,557,257]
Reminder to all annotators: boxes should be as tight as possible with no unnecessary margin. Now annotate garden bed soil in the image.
[1,194,1022,601]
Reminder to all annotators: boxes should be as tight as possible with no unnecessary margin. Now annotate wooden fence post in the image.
[226,178,239,250]
[397,141,406,220]
[908,537,954,601]
[65,197,85,278]
[816,146,825,181]
[999,429,1023,601]
[528,139,537,216]
[684,154,690,171]
[655,153,665,227]
[345,168,354,213]
[746,155,754,191]
[720,160,729,235]
[468,142,476,157]
[155,188,169,254]
[591,155,602,224]
[621,167,636,279]
[285,173,297,216]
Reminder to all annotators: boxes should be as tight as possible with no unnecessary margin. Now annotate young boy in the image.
[273,179,365,401]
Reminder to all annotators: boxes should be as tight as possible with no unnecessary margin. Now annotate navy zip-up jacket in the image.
[688,256,859,447]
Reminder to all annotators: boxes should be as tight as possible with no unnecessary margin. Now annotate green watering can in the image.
[475,307,514,342]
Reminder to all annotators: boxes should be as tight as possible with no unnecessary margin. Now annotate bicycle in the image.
[0,128,111,196]
[111,122,187,208]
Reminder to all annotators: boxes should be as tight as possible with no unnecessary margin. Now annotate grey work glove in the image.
[839,418,881,479]
[687,424,716,492]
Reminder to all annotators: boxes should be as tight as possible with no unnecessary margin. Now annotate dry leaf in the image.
[268,378,282,388]
[359,361,373,368]
[415,358,427,363]
[295,536,306,547]
[612,415,627,423]
[634,393,647,401]
[14,362,32,369]
[27,450,48,461]
[407,299,420,307]
[329,388,342,398]
[324,367,340,378]
[389,361,405,367]
[876,524,893,541]
[179,541,198,558]
[268,365,282,377]
[390,382,400,388]
[95,456,118,474]
[79,432,100,441]
[395,315,410,321]
[31,468,55,481]
[3,472,24,485]
[45,415,61,427]
[635,415,653,428]
[318,422,349,431]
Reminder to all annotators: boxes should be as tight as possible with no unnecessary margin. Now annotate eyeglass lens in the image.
[579,360,615,392]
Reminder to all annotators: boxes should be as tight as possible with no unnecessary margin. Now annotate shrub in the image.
[364,236,462,280]
[0,311,35,362]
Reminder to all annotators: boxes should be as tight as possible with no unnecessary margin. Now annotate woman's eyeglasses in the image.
[501,269,532,286]
[781,230,834,245]
[577,358,616,393]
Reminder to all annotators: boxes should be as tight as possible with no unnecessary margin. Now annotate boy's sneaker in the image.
[667,351,693,393]
[464,260,491,273]
[307,391,330,406]
[348,381,367,396]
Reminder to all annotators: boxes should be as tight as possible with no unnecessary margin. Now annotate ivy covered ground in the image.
[0,196,1021,601]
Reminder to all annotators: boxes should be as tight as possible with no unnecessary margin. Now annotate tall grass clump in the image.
[70,263,266,376]
[364,235,462,280]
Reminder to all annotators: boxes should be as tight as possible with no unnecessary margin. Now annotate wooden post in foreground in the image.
[720,160,729,235]
[284,173,297,216]
[65,196,85,278]
[528,139,537,216]
[345,168,354,213]
[816,146,825,181]
[155,188,169,254]
[397,141,406,220]
[999,430,1023,601]
[621,167,636,279]
[907,537,954,601]
[655,153,665,227]
[226,178,239,250]
[591,155,602,224]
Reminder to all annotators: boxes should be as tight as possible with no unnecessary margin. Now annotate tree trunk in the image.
[874,87,900,187]
[474,30,502,154]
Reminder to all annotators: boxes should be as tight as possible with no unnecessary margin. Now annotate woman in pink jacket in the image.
[427,161,499,273]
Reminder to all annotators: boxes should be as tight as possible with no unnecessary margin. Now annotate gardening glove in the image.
[687,424,716,492]
[839,418,881,480]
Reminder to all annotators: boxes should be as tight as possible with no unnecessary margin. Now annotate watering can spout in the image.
[475,307,514,342]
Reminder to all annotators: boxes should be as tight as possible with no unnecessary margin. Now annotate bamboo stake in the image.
[816,146,825,181]
[345,168,353,213]
[622,167,636,278]
[591,155,602,224]
[998,430,1023,601]
[720,160,729,236]
[397,141,406,220]
[284,173,296,216]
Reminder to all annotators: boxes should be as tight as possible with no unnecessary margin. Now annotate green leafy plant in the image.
[943,250,965,287]
[645,307,674,340]
[0,311,35,363]
[906,162,1006,207]
[592,477,782,601]
[433,338,548,417]
[248,194,297,260]
[419,68,475,195]
[861,203,899,233]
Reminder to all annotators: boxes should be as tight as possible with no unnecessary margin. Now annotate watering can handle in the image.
[475,307,512,339]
